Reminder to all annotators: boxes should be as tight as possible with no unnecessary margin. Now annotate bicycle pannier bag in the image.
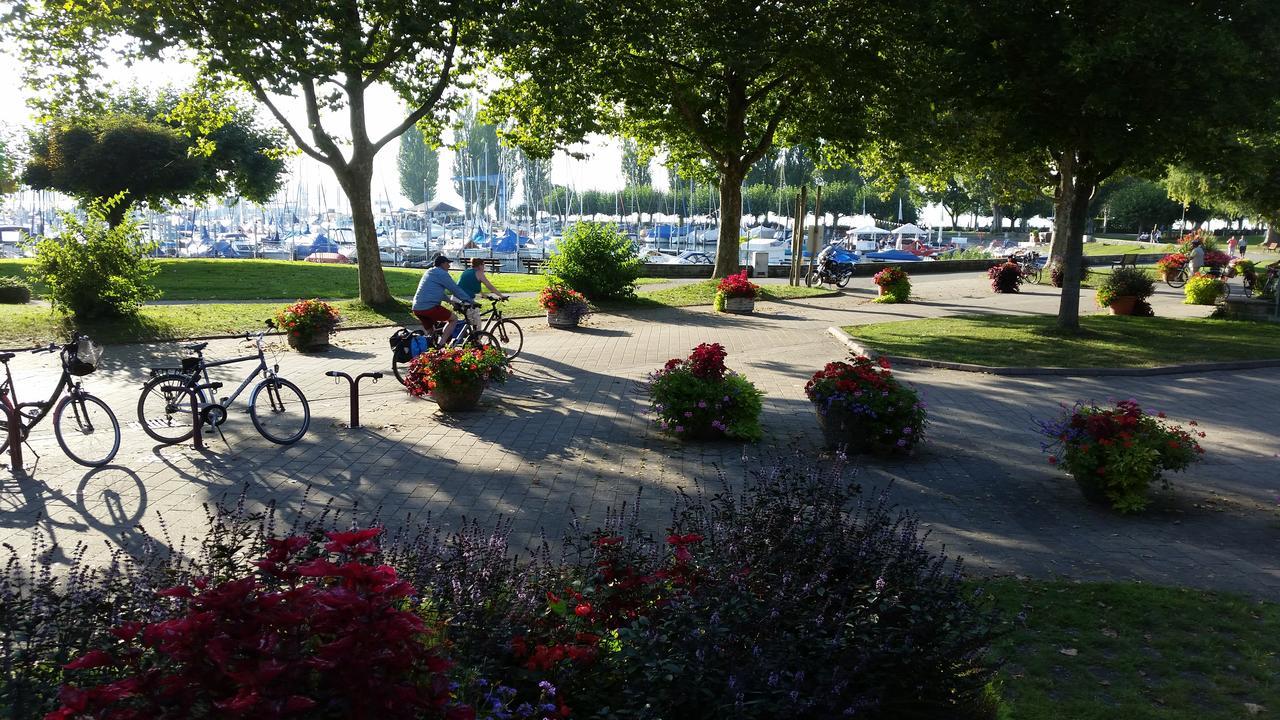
[409,334,431,359]
[390,329,412,363]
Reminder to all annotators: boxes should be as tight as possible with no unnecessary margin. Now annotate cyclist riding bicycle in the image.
[412,254,474,346]
[458,257,509,301]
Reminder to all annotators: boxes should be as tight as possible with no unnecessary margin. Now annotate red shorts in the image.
[413,305,453,330]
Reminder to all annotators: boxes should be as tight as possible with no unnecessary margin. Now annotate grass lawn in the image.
[846,314,1280,367]
[988,579,1279,719]
[0,258,666,301]
[0,280,829,347]
[1083,242,1176,256]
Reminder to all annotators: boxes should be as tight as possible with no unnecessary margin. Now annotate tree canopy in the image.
[398,123,439,206]
[489,0,890,276]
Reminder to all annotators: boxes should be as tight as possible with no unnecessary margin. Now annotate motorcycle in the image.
[805,249,858,288]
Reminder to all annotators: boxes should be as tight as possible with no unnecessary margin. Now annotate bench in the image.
[1111,254,1139,270]
[479,258,502,273]
[523,258,549,274]
[1265,241,1279,252]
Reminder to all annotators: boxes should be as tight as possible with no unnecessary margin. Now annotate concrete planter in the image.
[547,308,584,328]
[721,296,755,314]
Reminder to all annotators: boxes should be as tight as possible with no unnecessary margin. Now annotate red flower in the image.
[574,603,593,617]
[63,650,115,671]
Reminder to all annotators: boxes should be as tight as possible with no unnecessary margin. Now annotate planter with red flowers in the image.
[273,298,341,352]
[804,354,927,454]
[647,343,763,441]
[1036,399,1205,513]
[872,266,911,303]
[538,282,590,328]
[714,270,760,314]
[1155,253,1189,282]
[403,344,509,411]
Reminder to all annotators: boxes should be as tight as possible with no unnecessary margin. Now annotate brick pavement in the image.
[2,273,1278,597]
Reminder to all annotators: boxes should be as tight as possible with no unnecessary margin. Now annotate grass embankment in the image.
[846,314,1280,367]
[989,580,1279,719]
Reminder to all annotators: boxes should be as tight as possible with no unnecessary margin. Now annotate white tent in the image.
[847,225,890,236]
[892,223,928,237]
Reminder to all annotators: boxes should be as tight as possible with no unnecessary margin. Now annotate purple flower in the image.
[875,577,886,592]
[675,425,685,433]
[684,411,694,418]
[698,400,707,408]
[896,438,907,447]
[903,427,913,434]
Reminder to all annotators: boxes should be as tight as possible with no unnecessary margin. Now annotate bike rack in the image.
[3,402,21,471]
[325,371,384,428]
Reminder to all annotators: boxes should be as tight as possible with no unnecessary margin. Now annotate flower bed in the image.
[274,298,341,350]
[872,266,911,303]
[805,354,926,454]
[713,270,759,312]
[988,261,1023,293]
[647,342,763,440]
[1036,399,1204,512]
[22,459,999,720]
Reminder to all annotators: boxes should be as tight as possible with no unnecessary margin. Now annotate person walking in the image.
[1228,235,1239,256]
[1240,236,1249,257]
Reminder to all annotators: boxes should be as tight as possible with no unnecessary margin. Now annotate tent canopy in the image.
[847,225,890,236]
[892,223,927,236]
[414,200,462,214]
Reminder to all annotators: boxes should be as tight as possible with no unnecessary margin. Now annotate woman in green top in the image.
[458,258,507,299]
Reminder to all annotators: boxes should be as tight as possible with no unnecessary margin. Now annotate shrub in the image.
[987,261,1023,293]
[647,342,763,441]
[1036,400,1205,513]
[1183,272,1225,305]
[5,457,1001,720]
[1049,262,1090,288]
[0,276,31,304]
[537,282,589,317]
[1232,258,1257,276]
[546,222,642,300]
[1176,230,1218,254]
[1095,267,1155,308]
[273,298,341,341]
[404,344,509,398]
[1203,250,1231,268]
[805,354,927,454]
[872,266,911,303]
[27,195,159,318]
[713,270,759,311]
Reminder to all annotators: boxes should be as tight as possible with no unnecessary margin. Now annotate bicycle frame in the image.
[157,334,276,410]
[0,350,79,436]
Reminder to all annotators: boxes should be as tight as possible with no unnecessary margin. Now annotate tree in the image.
[882,0,1280,329]
[0,132,22,195]
[398,123,438,206]
[17,0,489,305]
[521,154,552,221]
[452,104,502,221]
[23,101,287,226]
[489,0,886,277]
[621,139,652,189]
[1097,177,1180,233]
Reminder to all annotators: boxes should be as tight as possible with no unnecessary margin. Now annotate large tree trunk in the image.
[337,161,392,306]
[712,167,747,278]
[1050,153,1097,331]
[991,204,1005,234]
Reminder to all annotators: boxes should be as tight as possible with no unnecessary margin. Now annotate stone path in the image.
[3,272,1278,597]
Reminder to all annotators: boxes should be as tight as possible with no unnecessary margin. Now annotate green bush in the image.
[547,222,642,300]
[1095,266,1155,307]
[0,276,31,304]
[27,195,160,318]
[1183,272,1225,305]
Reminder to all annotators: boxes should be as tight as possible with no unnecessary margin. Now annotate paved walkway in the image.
[3,273,1278,597]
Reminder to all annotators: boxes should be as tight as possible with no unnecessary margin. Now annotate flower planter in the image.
[286,333,331,353]
[1161,268,1183,282]
[547,308,583,328]
[814,405,873,452]
[1108,295,1139,315]
[721,296,755,314]
[431,379,486,411]
[1073,474,1113,507]
[877,285,888,297]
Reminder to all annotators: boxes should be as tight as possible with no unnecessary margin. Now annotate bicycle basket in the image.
[67,338,102,376]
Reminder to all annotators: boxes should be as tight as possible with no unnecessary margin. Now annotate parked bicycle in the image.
[0,336,120,467]
[137,324,310,445]
[390,300,499,385]
[1010,250,1044,284]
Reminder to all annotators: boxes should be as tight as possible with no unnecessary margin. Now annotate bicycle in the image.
[0,336,120,467]
[390,300,500,386]
[475,294,524,360]
[137,325,310,445]
[1011,250,1043,284]
[1165,265,1190,288]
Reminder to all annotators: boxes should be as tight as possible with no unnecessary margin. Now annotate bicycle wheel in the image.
[249,377,310,445]
[53,393,120,467]
[1167,267,1188,289]
[1028,266,1043,284]
[491,319,524,360]
[464,331,501,354]
[137,372,205,444]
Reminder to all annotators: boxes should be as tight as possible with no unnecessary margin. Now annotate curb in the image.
[826,326,1280,377]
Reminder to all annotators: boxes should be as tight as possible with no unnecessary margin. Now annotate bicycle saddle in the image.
[0,352,12,363]
[183,342,209,353]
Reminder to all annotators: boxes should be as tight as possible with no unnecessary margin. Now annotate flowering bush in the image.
[48,529,469,720]
[1155,253,1188,273]
[1095,266,1155,311]
[872,266,911,303]
[273,298,341,340]
[1049,262,1089,288]
[537,283,589,317]
[1232,258,1257,277]
[1183,272,1225,305]
[1176,230,1218,254]
[647,342,763,441]
[404,345,509,398]
[987,261,1023,293]
[1036,399,1205,513]
[715,270,759,299]
[805,354,927,454]
[1203,250,1231,268]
